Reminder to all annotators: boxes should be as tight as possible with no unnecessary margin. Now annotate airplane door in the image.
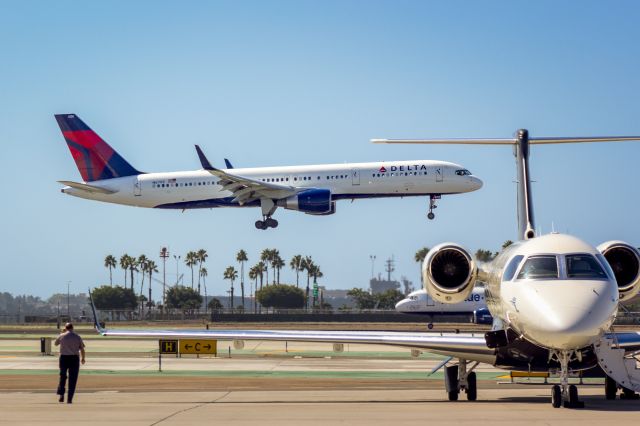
[351,169,360,186]
[435,167,443,183]
[134,178,142,196]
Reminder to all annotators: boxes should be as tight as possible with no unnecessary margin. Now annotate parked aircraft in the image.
[89,129,640,408]
[395,287,492,327]
[55,114,482,229]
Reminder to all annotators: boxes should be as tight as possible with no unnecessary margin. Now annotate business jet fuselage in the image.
[56,114,482,229]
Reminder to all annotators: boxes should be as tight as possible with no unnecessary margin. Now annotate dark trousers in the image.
[57,355,80,401]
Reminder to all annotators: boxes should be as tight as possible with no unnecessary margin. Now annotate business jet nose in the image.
[395,299,410,312]
[518,280,617,350]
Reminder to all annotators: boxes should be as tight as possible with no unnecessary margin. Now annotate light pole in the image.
[174,255,181,286]
[66,281,71,319]
[369,255,376,279]
[160,247,169,310]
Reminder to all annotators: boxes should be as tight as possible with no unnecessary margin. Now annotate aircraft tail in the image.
[55,114,142,182]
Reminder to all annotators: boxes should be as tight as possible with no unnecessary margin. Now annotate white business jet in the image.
[55,114,481,229]
[89,129,640,408]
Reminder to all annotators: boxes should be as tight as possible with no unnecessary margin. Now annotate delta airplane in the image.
[55,114,482,229]
[395,287,492,326]
[89,129,640,409]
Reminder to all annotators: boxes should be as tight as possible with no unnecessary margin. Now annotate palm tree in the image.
[119,254,132,288]
[138,254,148,301]
[104,255,117,286]
[414,247,430,284]
[196,249,208,295]
[414,247,430,264]
[268,249,281,284]
[302,256,314,309]
[146,260,158,311]
[309,263,323,308]
[256,261,266,291]
[260,249,271,285]
[129,257,138,291]
[185,251,197,289]
[290,255,303,288]
[223,266,238,309]
[236,249,248,310]
[274,256,285,284]
[248,265,258,313]
[200,267,208,312]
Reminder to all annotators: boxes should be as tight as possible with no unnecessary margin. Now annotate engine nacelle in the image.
[597,240,640,304]
[278,189,332,214]
[305,201,336,216]
[422,243,477,304]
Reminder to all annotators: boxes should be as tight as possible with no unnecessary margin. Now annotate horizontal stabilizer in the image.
[372,136,640,145]
[58,180,117,194]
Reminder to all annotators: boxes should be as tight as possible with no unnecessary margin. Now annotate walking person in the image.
[55,322,85,404]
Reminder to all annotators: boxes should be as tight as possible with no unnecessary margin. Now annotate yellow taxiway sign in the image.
[179,339,217,355]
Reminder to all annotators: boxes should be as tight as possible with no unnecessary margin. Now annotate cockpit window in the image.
[596,253,616,280]
[503,255,524,281]
[455,169,472,176]
[517,255,559,279]
[566,254,607,279]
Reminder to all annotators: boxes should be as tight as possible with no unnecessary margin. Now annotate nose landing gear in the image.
[427,194,441,220]
[550,350,584,408]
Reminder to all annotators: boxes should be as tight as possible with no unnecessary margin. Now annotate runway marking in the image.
[150,391,230,425]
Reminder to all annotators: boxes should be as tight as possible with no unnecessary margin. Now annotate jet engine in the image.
[597,241,640,303]
[278,189,333,214]
[422,243,477,304]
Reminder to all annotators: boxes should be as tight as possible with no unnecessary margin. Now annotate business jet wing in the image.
[195,145,302,205]
[89,292,494,362]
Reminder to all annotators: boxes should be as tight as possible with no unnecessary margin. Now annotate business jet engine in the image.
[278,189,334,215]
[597,241,640,303]
[422,243,477,304]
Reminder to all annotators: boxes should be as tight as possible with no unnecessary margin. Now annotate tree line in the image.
[100,248,325,314]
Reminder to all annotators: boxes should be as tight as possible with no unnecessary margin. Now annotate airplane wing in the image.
[195,145,302,205]
[89,292,495,363]
[58,180,117,194]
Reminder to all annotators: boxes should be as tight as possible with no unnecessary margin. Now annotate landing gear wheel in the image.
[427,195,439,220]
[567,385,582,408]
[255,220,266,230]
[621,387,639,400]
[444,364,459,402]
[551,385,562,408]
[427,212,435,220]
[265,218,278,228]
[466,372,477,401]
[427,323,434,330]
[605,376,617,400]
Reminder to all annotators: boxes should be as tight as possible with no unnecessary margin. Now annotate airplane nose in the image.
[517,281,617,350]
[469,176,483,191]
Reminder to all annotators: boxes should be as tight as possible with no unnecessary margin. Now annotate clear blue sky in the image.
[1,1,639,299]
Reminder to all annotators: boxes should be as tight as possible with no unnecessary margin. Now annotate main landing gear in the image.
[444,359,478,402]
[255,217,278,230]
[427,194,441,220]
[550,350,584,408]
[256,198,279,230]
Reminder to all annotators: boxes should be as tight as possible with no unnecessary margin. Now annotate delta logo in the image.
[379,164,427,173]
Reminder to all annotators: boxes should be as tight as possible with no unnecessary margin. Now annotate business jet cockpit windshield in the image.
[565,254,608,279]
[515,253,611,281]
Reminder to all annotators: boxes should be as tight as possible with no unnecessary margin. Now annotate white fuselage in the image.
[61,160,482,209]
[395,287,486,314]
[479,233,619,351]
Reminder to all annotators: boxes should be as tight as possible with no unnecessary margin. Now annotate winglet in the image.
[88,289,105,335]
[224,158,234,169]
[195,145,216,171]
